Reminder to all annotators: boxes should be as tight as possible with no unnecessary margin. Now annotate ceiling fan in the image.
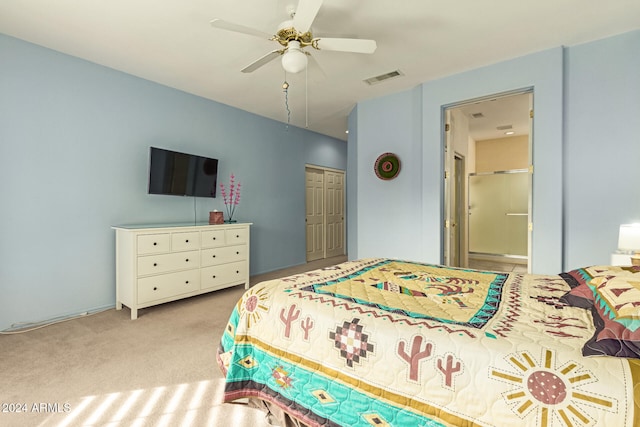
[210,0,377,74]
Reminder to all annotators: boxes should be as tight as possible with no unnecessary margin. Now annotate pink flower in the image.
[219,174,241,221]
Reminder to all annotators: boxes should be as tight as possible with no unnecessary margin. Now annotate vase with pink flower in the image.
[219,173,241,223]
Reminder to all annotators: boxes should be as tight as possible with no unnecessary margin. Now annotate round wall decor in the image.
[374,152,401,180]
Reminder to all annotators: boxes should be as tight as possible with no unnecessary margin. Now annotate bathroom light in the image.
[618,224,640,265]
[281,41,308,74]
[504,131,515,135]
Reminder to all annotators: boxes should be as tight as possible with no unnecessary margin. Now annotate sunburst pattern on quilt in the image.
[219,258,640,427]
[490,348,618,426]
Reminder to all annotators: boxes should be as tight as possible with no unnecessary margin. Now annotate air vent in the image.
[363,70,404,85]
[471,112,484,119]
[496,124,513,130]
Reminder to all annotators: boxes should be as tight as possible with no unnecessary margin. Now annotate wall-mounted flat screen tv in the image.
[148,147,218,198]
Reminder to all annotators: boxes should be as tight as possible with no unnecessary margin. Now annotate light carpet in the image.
[0,256,346,427]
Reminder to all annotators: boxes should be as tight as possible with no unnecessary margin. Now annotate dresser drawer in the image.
[171,231,200,252]
[201,261,248,290]
[138,269,200,304]
[114,222,251,320]
[137,250,200,276]
[201,245,247,267]
[226,228,248,245]
[137,233,170,255]
[201,230,226,248]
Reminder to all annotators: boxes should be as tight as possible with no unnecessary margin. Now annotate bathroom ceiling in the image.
[457,93,531,141]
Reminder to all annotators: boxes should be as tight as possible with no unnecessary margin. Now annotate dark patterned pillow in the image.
[558,278,596,308]
[582,275,640,358]
[583,306,640,358]
[559,265,640,309]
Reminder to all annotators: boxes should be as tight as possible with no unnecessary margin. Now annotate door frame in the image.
[453,152,466,267]
[442,89,533,271]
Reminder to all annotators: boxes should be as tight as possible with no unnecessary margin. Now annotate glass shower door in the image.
[468,171,528,257]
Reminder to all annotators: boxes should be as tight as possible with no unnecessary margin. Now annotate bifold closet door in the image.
[305,168,325,261]
[325,170,345,258]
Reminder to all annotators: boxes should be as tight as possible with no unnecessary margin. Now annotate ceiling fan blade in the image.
[307,54,326,79]
[313,37,377,54]
[210,18,272,39]
[241,50,283,73]
[292,0,323,33]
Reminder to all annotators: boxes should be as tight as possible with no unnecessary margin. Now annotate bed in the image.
[216,258,640,427]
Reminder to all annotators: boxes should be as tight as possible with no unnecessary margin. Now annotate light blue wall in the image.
[349,29,640,274]
[0,34,346,331]
[563,30,640,269]
[350,48,563,274]
[349,88,423,260]
[420,48,564,274]
[346,107,358,258]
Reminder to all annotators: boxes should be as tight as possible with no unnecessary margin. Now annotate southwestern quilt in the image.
[217,258,640,427]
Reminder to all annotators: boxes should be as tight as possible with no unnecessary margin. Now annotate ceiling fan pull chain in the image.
[282,71,291,129]
[304,67,309,129]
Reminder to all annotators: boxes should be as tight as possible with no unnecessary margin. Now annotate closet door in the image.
[325,171,345,257]
[305,168,325,261]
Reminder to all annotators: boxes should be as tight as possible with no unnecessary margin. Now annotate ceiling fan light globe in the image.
[281,49,308,73]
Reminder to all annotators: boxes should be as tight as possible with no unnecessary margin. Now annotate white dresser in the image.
[113,222,252,319]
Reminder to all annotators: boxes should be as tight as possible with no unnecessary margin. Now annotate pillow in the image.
[589,276,640,328]
[558,278,596,308]
[580,275,640,359]
[559,265,640,309]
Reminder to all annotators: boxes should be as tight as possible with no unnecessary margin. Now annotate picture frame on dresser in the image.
[112,222,252,319]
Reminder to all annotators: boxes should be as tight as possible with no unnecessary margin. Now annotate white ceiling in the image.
[456,93,531,141]
[1,0,639,141]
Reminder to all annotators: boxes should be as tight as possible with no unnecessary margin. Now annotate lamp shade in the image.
[618,224,640,251]
[281,41,307,74]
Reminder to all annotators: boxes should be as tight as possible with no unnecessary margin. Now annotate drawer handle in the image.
[212,275,216,278]
[213,237,217,240]
[236,235,240,238]
[236,251,240,255]
[236,270,240,274]
[185,259,189,262]
[153,287,157,291]
[185,239,189,243]
[153,263,157,267]
[185,281,189,284]
[212,255,216,258]
[153,242,157,246]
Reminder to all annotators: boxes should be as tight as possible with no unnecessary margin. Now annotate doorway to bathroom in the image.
[443,90,532,273]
